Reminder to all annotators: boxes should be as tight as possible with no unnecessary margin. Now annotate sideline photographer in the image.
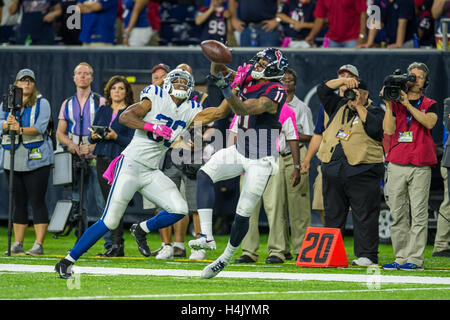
[0,69,54,255]
[382,62,438,271]
[89,75,135,257]
[317,74,385,266]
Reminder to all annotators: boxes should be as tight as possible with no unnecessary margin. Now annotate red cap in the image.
[151,63,170,74]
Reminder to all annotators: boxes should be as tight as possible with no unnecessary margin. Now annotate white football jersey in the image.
[121,85,203,169]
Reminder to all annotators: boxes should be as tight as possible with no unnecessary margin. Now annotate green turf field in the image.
[0,225,449,302]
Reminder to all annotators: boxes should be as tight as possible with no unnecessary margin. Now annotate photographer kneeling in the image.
[317,75,385,266]
[382,62,437,271]
[0,69,54,255]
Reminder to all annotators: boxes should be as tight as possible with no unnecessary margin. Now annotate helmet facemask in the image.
[163,69,194,100]
[250,48,288,80]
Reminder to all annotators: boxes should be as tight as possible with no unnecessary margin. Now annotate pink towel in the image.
[102,154,123,185]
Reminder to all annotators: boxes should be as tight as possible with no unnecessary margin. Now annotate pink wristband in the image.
[143,122,154,132]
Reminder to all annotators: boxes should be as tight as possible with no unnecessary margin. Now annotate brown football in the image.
[200,40,232,64]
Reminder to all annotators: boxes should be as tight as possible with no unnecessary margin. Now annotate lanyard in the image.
[406,96,423,130]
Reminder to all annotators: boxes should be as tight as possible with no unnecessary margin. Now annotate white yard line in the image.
[35,287,450,300]
[1,263,450,285]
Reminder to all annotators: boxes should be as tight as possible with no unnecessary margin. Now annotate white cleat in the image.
[188,234,216,251]
[189,249,206,260]
[201,257,228,279]
[155,244,174,260]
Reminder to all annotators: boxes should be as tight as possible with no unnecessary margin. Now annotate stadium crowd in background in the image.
[0,0,449,49]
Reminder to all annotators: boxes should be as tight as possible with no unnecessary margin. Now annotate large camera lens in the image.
[384,86,401,101]
[343,88,356,101]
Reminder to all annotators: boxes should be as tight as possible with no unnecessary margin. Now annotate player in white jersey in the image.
[55,69,230,279]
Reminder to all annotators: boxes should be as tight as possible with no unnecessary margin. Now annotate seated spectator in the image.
[0,69,55,255]
[9,0,62,45]
[360,0,417,49]
[414,0,435,47]
[432,0,450,49]
[158,0,202,46]
[77,0,119,46]
[278,0,316,48]
[1,0,19,44]
[122,0,153,46]
[305,0,367,48]
[229,0,281,47]
[56,0,81,45]
[195,0,229,43]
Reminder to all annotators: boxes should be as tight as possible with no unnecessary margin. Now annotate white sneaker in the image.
[201,256,228,279]
[155,244,174,260]
[188,234,216,251]
[189,249,206,260]
[352,257,378,266]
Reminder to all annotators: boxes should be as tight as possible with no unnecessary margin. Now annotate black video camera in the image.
[2,85,23,112]
[382,69,416,102]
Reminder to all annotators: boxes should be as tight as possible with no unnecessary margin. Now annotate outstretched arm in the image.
[191,99,231,126]
[227,95,278,115]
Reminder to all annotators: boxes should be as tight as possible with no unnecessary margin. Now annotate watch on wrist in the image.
[359,33,366,39]
[276,17,281,23]
[294,165,301,170]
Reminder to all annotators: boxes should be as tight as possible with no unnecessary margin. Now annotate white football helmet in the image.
[163,69,194,100]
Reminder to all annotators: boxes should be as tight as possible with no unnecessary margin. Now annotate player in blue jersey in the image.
[54,69,231,279]
[188,48,289,278]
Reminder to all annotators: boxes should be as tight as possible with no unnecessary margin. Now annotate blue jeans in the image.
[327,39,358,48]
[72,161,110,249]
[240,25,281,47]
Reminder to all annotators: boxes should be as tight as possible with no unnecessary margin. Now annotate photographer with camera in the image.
[317,73,385,267]
[0,69,54,255]
[56,62,107,245]
[89,75,135,257]
[382,62,437,271]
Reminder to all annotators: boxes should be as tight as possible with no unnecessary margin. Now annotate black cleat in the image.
[130,224,151,257]
[55,258,74,279]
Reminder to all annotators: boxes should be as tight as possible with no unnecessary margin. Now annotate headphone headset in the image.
[407,62,430,89]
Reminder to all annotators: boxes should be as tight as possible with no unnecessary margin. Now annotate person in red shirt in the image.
[305,0,367,48]
[382,62,437,271]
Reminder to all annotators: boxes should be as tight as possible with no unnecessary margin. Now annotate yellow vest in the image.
[318,104,383,165]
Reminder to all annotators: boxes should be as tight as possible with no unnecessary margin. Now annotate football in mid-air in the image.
[200,40,232,64]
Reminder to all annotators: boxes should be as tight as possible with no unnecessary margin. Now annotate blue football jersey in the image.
[235,80,287,159]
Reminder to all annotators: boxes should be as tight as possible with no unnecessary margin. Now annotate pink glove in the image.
[144,122,172,140]
[231,63,253,89]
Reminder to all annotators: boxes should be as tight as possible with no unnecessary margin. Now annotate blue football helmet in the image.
[249,48,288,80]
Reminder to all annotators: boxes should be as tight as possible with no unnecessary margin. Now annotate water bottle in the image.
[25,35,32,46]
[413,33,420,48]
[250,27,258,47]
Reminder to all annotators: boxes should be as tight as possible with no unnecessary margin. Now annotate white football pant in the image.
[101,156,188,230]
[200,145,278,217]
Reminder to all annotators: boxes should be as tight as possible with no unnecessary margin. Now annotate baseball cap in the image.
[338,64,359,78]
[16,69,36,81]
[151,63,170,74]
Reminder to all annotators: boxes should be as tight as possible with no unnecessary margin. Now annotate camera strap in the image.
[406,96,424,130]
